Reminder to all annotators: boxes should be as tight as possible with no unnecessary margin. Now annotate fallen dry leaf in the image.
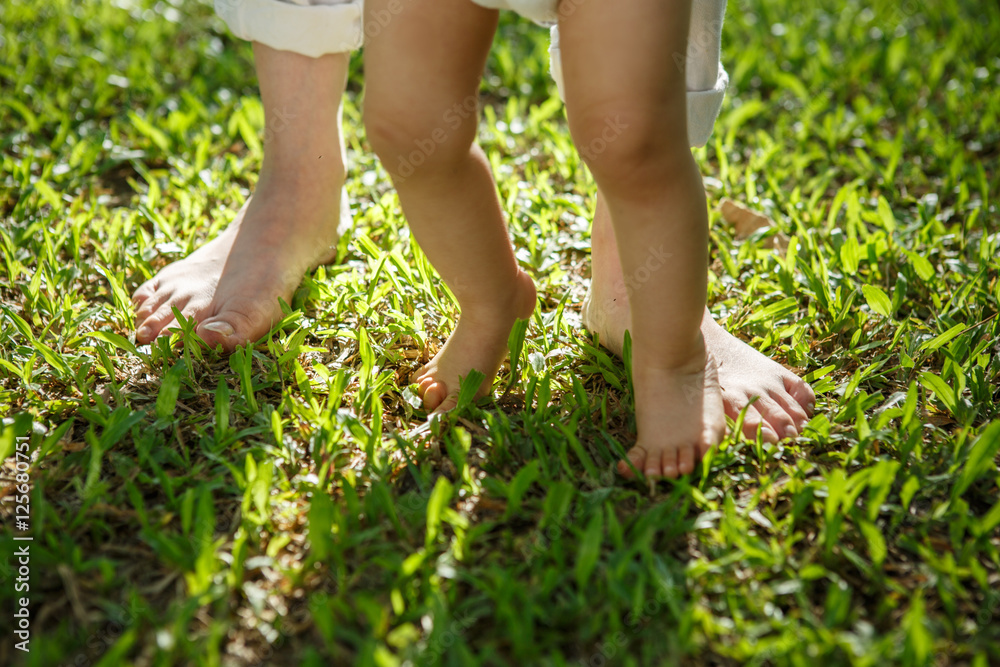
[719,197,790,254]
[720,197,773,238]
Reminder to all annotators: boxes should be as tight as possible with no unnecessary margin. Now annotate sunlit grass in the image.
[1,0,999,665]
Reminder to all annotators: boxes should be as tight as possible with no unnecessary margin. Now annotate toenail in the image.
[785,426,797,439]
[137,326,151,340]
[203,321,234,337]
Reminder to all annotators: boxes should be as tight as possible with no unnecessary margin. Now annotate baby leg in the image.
[558,0,726,478]
[364,0,536,412]
[132,0,359,351]
[581,0,815,442]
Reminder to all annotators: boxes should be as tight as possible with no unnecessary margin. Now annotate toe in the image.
[137,297,190,344]
[196,320,240,352]
[618,446,647,479]
[658,448,679,479]
[770,390,810,431]
[755,397,798,441]
[136,322,156,345]
[159,303,213,345]
[431,394,459,415]
[412,366,430,385]
[196,299,277,352]
[783,374,816,416]
[421,381,449,411]
[758,423,780,443]
[741,407,779,443]
[159,317,180,340]
[754,424,781,445]
[132,278,158,309]
[135,289,170,322]
[739,405,763,439]
[677,444,696,476]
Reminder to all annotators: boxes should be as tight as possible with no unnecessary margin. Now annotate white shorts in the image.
[548,26,728,148]
[214,0,364,57]
[215,0,728,146]
[472,0,559,25]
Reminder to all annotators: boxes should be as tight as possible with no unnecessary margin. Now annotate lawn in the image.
[1,0,999,665]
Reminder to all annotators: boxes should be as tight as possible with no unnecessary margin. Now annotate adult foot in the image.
[131,171,347,352]
[585,193,815,444]
[618,337,727,480]
[131,44,351,352]
[415,270,537,413]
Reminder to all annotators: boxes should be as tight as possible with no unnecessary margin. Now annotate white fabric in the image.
[214,0,363,57]
[549,31,728,148]
[548,0,729,148]
[682,69,729,147]
[471,0,558,25]
[214,0,728,147]
[686,0,727,90]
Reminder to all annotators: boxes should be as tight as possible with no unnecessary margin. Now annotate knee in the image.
[568,98,691,193]
[364,95,479,180]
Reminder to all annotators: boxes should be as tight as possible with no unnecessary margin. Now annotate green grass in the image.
[1,0,999,665]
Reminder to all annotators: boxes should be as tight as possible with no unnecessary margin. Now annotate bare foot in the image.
[585,291,815,444]
[131,173,347,351]
[618,339,727,480]
[131,44,351,352]
[415,270,536,413]
[586,193,815,446]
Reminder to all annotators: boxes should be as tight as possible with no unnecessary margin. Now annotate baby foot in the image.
[585,194,815,444]
[415,270,536,413]
[131,168,347,352]
[584,277,814,444]
[618,341,727,480]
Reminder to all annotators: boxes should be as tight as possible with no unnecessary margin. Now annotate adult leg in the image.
[364,0,536,412]
[132,0,357,351]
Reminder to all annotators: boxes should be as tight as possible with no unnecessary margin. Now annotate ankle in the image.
[260,136,346,186]
[458,270,536,324]
[632,331,707,375]
[257,154,346,194]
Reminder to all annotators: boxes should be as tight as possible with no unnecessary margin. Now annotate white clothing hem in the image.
[214,0,363,57]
